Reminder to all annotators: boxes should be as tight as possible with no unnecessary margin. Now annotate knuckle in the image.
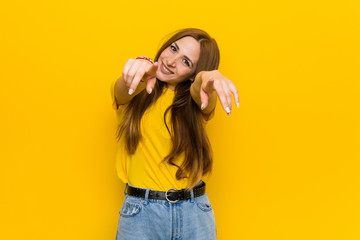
[136,70,145,76]
[128,70,135,78]
[217,89,225,95]
[122,69,128,77]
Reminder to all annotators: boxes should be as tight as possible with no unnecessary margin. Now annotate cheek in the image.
[159,49,170,59]
[178,68,193,78]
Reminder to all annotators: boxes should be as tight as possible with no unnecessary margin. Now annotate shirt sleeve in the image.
[110,78,128,125]
[202,108,215,122]
[110,78,121,111]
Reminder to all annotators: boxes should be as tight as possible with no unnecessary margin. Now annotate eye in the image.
[183,59,190,67]
[170,45,176,52]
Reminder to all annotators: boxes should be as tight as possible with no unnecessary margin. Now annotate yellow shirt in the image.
[110,79,212,191]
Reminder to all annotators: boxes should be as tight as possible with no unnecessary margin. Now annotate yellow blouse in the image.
[110,79,212,191]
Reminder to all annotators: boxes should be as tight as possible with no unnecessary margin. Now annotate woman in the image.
[111,28,239,240]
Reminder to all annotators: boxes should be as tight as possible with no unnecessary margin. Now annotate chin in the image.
[156,71,171,82]
[155,72,164,81]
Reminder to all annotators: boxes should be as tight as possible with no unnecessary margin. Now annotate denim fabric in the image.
[115,181,217,240]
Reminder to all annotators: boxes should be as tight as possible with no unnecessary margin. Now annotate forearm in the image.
[114,75,146,105]
[190,71,217,114]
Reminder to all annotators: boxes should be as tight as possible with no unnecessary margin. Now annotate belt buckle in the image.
[165,188,179,204]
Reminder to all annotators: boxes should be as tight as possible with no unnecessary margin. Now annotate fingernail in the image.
[201,103,204,110]
[149,88,152,94]
[225,107,231,115]
[128,89,134,95]
[236,102,239,108]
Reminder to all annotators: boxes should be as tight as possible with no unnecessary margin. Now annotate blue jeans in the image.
[116,181,217,240]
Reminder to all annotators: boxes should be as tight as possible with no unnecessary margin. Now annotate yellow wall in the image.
[1,0,359,239]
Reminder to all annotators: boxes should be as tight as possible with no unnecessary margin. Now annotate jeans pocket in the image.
[119,197,142,218]
[196,202,213,212]
[195,194,213,212]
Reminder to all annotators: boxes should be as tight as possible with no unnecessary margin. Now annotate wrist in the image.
[135,56,154,64]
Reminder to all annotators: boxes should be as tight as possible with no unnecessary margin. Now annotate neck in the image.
[166,83,175,91]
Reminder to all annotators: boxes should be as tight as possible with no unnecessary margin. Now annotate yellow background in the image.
[1,0,359,239]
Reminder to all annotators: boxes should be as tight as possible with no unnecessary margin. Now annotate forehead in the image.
[175,36,201,63]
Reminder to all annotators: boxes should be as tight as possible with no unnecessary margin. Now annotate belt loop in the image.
[144,188,150,205]
[124,183,128,196]
[190,188,195,202]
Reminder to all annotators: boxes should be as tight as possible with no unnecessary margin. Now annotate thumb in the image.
[203,76,215,94]
[145,61,159,76]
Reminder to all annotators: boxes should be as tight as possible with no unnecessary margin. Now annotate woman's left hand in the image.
[200,70,239,115]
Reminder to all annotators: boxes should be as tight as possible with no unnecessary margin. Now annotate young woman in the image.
[110,28,239,240]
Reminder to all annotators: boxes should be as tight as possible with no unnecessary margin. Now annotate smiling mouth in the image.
[162,62,174,74]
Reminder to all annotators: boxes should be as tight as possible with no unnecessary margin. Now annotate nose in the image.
[166,56,176,67]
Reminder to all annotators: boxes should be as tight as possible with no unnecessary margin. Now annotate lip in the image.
[161,62,174,74]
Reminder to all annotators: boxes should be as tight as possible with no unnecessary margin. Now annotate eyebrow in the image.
[174,42,194,67]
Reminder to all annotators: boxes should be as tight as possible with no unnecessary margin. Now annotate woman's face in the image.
[156,36,201,89]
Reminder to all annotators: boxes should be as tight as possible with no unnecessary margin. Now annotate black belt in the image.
[125,181,206,203]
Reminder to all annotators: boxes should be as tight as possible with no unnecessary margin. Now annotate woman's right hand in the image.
[122,58,159,95]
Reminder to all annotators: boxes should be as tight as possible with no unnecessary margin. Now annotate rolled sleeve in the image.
[202,108,215,122]
[110,78,120,110]
[110,79,127,125]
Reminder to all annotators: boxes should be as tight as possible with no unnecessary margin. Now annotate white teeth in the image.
[162,64,172,73]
